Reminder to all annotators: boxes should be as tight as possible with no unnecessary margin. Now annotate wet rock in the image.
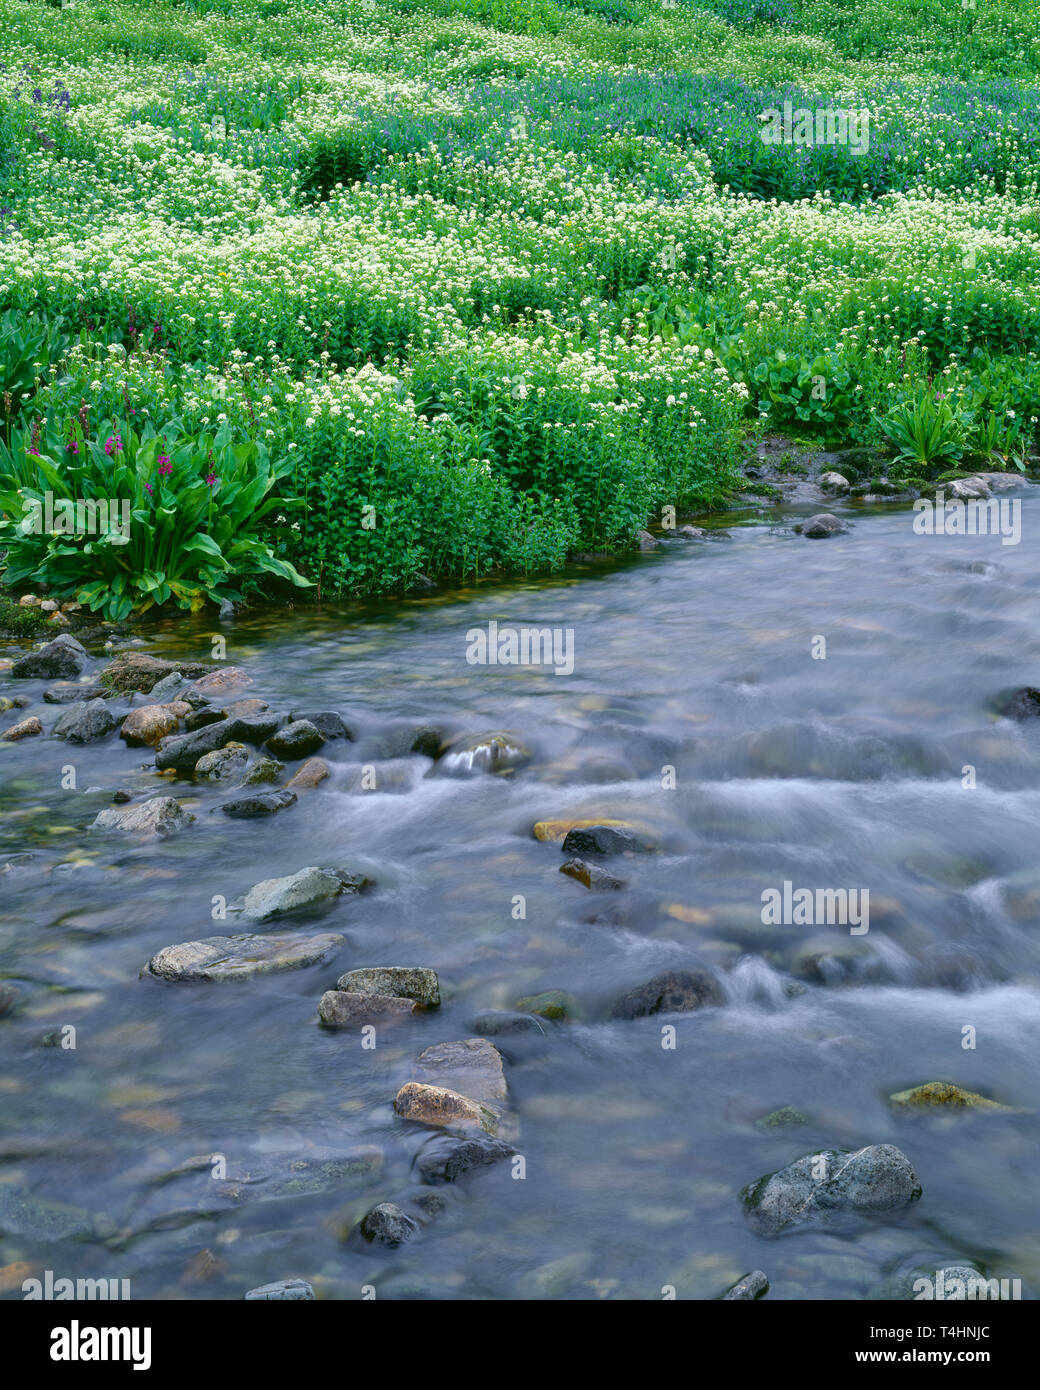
[51,699,117,744]
[120,704,181,746]
[146,930,344,982]
[393,1082,498,1135]
[948,475,991,500]
[184,707,226,732]
[11,634,88,679]
[560,824,652,857]
[220,789,296,817]
[336,967,440,1008]
[112,789,133,803]
[560,857,626,890]
[436,731,532,777]
[289,710,352,741]
[794,513,848,538]
[742,1144,921,1236]
[242,756,285,785]
[468,1011,546,1037]
[818,472,850,493]
[889,1082,1014,1114]
[995,687,1040,720]
[609,969,723,1019]
[241,867,346,923]
[415,1135,516,1184]
[100,652,209,695]
[756,1106,810,1132]
[358,1202,419,1247]
[635,529,660,551]
[0,982,20,1017]
[1,716,42,741]
[0,1186,94,1242]
[318,991,418,1028]
[185,667,252,698]
[676,525,706,539]
[149,671,201,705]
[244,1279,314,1301]
[92,797,195,840]
[265,720,325,759]
[722,1270,769,1300]
[514,990,577,1021]
[414,1038,506,1101]
[221,698,269,721]
[0,695,29,712]
[155,719,239,772]
[195,742,249,781]
[533,817,641,843]
[287,757,331,789]
[44,681,106,704]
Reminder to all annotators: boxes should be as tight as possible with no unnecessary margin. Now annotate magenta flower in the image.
[158,454,172,475]
[104,433,122,455]
[28,445,40,457]
[144,482,153,495]
[66,440,79,455]
[205,473,217,487]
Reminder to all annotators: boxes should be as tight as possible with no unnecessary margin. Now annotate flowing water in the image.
[2,489,1040,1300]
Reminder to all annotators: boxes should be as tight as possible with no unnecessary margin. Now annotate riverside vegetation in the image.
[1,0,1040,614]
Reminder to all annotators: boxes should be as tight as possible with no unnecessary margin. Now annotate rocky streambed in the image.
[2,478,1040,1300]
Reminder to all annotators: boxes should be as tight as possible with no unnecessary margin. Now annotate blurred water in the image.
[1,490,1039,1299]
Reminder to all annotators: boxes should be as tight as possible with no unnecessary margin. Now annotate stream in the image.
[2,488,1039,1301]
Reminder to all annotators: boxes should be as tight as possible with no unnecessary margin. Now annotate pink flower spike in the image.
[206,473,217,487]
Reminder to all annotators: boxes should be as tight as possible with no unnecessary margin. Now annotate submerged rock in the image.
[393,1082,499,1135]
[11,634,88,679]
[755,1106,810,1132]
[514,990,577,1021]
[468,1011,546,1038]
[416,1135,516,1184]
[336,967,440,1008]
[742,1143,921,1236]
[265,720,325,759]
[560,857,626,890]
[244,1279,314,1301]
[533,817,641,843]
[436,731,532,777]
[220,789,296,817]
[818,472,850,493]
[721,1270,769,1300]
[92,797,195,840]
[0,982,20,1017]
[889,1081,1014,1113]
[241,867,346,922]
[609,969,723,1019]
[414,1038,506,1101]
[146,930,344,982]
[995,687,1040,720]
[358,1202,419,1247]
[318,991,418,1028]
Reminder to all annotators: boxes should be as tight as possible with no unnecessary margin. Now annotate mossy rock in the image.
[514,990,578,1021]
[755,1106,810,1132]
[0,601,48,638]
[889,1081,1015,1113]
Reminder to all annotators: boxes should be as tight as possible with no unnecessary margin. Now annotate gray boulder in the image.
[742,1144,921,1236]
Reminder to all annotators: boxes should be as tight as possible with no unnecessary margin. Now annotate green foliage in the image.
[0,311,67,436]
[0,418,310,619]
[876,388,965,476]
